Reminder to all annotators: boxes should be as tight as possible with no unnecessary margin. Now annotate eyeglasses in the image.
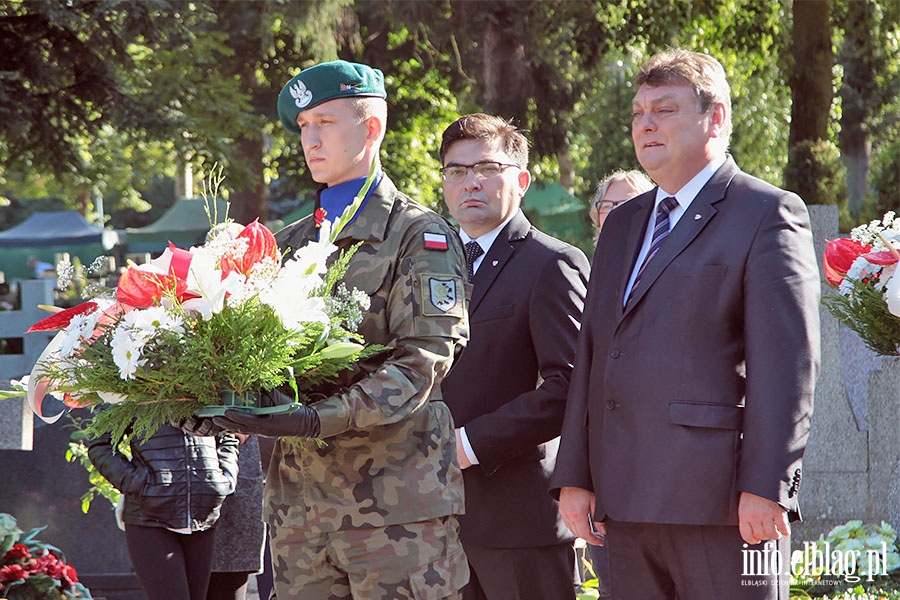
[440,161,518,184]
[593,198,628,213]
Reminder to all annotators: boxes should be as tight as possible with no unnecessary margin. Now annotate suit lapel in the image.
[623,158,738,317]
[468,211,529,313]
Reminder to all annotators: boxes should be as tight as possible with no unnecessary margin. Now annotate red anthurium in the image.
[166,242,194,282]
[26,302,99,333]
[862,250,900,266]
[823,238,871,287]
[221,220,278,278]
[116,266,187,308]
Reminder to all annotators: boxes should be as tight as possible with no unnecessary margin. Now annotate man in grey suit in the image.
[440,113,590,600]
[552,49,820,599]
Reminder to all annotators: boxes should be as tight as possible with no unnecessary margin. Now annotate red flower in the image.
[0,563,27,582]
[35,552,63,578]
[60,563,79,587]
[863,249,900,267]
[116,266,187,309]
[823,238,871,287]
[4,542,31,560]
[314,207,327,227]
[26,302,99,333]
[221,220,279,278]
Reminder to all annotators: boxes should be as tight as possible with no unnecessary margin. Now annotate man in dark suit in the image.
[439,113,590,600]
[552,49,821,600]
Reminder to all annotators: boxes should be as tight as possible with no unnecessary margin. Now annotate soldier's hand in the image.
[212,402,320,439]
[171,415,225,437]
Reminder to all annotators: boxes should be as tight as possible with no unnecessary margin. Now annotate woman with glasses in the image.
[588,170,653,247]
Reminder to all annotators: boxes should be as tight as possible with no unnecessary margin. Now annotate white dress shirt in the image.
[456,212,516,465]
[623,156,727,305]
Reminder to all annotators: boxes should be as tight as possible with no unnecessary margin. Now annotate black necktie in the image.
[465,241,484,283]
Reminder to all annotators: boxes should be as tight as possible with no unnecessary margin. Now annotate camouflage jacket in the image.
[266,174,468,533]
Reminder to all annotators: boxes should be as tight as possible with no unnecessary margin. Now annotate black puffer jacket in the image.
[88,424,240,531]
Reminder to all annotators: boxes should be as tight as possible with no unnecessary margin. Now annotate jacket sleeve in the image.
[314,213,469,438]
[87,434,147,496]
[736,189,820,515]
[216,433,241,486]
[550,248,602,497]
[465,246,589,475]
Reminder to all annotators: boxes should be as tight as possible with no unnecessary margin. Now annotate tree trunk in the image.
[229,133,270,225]
[838,0,876,217]
[787,0,833,147]
[481,13,529,122]
[784,0,834,200]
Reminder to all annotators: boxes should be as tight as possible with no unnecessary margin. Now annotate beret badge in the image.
[290,80,313,109]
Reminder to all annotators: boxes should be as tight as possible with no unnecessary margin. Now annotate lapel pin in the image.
[492,260,499,267]
[694,213,702,220]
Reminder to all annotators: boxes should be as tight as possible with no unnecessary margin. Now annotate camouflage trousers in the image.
[269,515,469,600]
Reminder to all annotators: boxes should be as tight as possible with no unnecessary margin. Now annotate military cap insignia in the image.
[340,82,362,92]
[290,80,313,109]
[422,232,448,251]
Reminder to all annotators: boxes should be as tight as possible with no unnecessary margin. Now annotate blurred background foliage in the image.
[0,0,896,243]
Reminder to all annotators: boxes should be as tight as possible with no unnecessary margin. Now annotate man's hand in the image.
[171,415,225,437]
[738,491,790,545]
[558,486,606,546]
[212,404,321,438]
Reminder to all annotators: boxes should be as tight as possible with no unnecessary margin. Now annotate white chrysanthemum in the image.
[57,309,104,359]
[124,306,184,334]
[110,326,147,380]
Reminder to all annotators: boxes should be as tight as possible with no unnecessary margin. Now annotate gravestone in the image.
[0,281,143,599]
[0,412,143,600]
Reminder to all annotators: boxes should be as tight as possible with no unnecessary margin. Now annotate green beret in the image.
[277,60,386,134]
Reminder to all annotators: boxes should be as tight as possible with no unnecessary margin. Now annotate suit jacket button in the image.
[606,400,616,410]
[609,348,620,359]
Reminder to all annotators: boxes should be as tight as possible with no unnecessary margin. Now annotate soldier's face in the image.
[297,99,372,187]
[442,139,530,239]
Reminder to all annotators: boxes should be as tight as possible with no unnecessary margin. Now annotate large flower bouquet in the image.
[24,172,381,444]
[0,513,92,600]
[823,211,900,356]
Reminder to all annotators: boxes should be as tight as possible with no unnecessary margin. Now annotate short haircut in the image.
[591,169,654,207]
[636,48,732,142]
[440,113,529,168]
[347,97,388,144]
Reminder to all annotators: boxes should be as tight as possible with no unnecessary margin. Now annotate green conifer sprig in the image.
[823,278,900,356]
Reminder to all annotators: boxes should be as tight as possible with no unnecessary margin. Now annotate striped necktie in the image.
[629,196,679,301]
[465,241,484,283]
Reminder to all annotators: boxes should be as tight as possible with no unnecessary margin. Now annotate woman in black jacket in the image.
[88,424,240,600]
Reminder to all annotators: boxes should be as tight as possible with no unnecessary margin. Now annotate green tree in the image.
[0,2,244,214]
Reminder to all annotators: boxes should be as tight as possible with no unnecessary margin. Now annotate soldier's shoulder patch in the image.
[419,273,464,317]
[423,231,449,251]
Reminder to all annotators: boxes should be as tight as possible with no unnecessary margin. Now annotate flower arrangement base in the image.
[194,390,304,417]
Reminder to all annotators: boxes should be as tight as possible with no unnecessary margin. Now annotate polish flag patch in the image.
[423,232,448,251]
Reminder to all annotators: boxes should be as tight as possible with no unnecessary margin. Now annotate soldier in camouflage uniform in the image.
[209,61,470,599]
